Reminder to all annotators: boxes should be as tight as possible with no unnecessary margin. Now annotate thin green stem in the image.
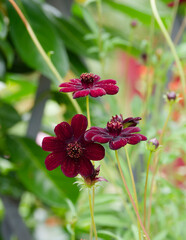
[88,189,98,240]
[115,150,151,240]
[143,151,152,228]
[96,0,104,73]
[150,0,186,98]
[147,103,173,231]
[159,103,173,144]
[8,0,82,114]
[124,147,141,240]
[86,95,91,129]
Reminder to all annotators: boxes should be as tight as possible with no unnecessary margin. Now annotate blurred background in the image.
[0,0,186,239]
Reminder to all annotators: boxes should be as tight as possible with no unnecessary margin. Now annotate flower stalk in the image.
[8,0,82,114]
[150,0,186,98]
[88,188,98,240]
[124,147,142,240]
[86,96,91,129]
[143,151,152,227]
[115,150,151,240]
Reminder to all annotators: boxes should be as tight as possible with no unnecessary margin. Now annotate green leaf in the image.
[0,100,21,130]
[6,135,79,207]
[7,0,69,84]
[0,40,14,69]
[103,0,171,26]
[0,11,8,39]
[98,230,122,240]
[0,53,6,81]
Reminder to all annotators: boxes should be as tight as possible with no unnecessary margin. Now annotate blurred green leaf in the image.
[0,11,8,39]
[98,230,122,240]
[103,0,171,26]
[0,100,21,130]
[7,0,69,84]
[6,135,79,207]
[0,40,14,69]
[0,53,6,81]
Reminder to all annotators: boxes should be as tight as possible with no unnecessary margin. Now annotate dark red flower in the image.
[59,73,119,98]
[110,114,142,128]
[42,114,105,178]
[85,115,147,150]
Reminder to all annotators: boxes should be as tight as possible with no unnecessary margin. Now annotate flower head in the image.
[85,115,147,150]
[59,73,119,98]
[42,114,105,178]
[84,165,108,187]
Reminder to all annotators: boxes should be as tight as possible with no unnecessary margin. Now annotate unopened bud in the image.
[131,20,138,28]
[147,138,159,152]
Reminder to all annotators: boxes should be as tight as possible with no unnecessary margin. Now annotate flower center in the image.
[66,142,83,159]
[107,120,123,135]
[80,73,95,88]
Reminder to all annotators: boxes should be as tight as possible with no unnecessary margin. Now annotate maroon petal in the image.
[109,138,127,150]
[73,89,90,98]
[61,157,79,178]
[85,128,110,142]
[137,134,147,141]
[45,152,66,170]
[121,127,141,135]
[126,135,142,145]
[90,88,106,97]
[99,84,119,95]
[92,134,112,143]
[85,143,105,160]
[59,82,73,87]
[59,87,79,92]
[79,156,94,177]
[42,137,64,152]
[54,122,73,140]
[71,114,88,139]
[70,78,82,84]
[95,79,117,85]
[93,74,101,83]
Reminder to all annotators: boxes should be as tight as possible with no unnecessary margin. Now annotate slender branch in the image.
[8,0,82,114]
[144,151,152,227]
[124,147,142,240]
[150,0,186,95]
[115,150,151,240]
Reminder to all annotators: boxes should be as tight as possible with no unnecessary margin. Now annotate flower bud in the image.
[130,20,138,28]
[167,91,177,101]
[147,138,159,152]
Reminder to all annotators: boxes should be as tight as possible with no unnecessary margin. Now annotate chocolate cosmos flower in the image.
[42,114,105,178]
[59,73,119,98]
[85,115,147,150]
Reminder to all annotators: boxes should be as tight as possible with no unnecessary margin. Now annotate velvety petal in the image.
[85,143,105,160]
[59,82,73,87]
[79,156,94,177]
[45,152,66,170]
[137,134,147,141]
[69,78,82,84]
[95,79,117,85]
[73,89,90,98]
[92,134,112,143]
[85,128,109,141]
[126,135,142,145]
[109,137,127,150]
[61,157,79,178]
[90,88,106,97]
[93,74,101,83]
[99,84,119,95]
[121,127,141,135]
[59,87,79,92]
[54,122,73,140]
[42,137,64,152]
[71,114,88,139]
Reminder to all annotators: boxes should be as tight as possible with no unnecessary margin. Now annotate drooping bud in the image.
[167,91,177,101]
[84,166,108,187]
